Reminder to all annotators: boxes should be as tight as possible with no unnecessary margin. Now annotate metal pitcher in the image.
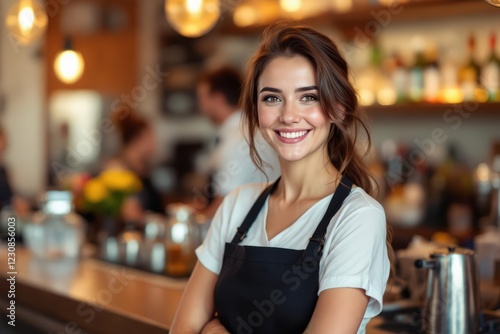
[415,247,481,334]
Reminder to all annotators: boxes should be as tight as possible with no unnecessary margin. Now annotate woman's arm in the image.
[170,261,221,333]
[304,288,369,334]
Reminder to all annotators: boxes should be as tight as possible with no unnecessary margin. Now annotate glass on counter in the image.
[23,191,85,260]
[164,204,202,277]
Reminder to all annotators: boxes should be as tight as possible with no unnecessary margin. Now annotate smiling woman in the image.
[171,22,394,334]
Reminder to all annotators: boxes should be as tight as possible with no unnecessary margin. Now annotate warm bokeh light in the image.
[475,163,491,182]
[280,0,302,13]
[5,0,48,45]
[440,87,464,104]
[483,0,500,7]
[331,0,352,12]
[54,50,85,84]
[474,87,490,103]
[165,0,220,38]
[359,89,375,106]
[186,0,203,14]
[377,87,397,106]
[233,4,259,28]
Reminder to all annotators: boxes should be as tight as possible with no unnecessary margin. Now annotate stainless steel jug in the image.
[415,247,481,334]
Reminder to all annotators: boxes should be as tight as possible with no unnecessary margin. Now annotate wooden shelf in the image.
[216,0,494,38]
[365,102,500,117]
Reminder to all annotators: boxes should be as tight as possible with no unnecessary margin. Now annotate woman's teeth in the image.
[279,131,308,139]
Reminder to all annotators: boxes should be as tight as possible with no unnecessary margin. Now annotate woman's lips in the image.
[274,129,311,144]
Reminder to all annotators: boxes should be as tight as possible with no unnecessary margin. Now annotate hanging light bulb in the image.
[165,0,220,38]
[483,0,500,7]
[5,0,48,45]
[280,0,302,13]
[54,38,85,84]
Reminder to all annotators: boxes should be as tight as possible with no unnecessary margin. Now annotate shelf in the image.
[365,102,500,117]
[216,0,494,37]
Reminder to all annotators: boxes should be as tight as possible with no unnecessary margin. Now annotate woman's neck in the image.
[121,148,146,176]
[275,146,340,203]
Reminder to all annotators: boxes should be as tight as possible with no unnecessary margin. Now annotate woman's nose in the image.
[280,102,301,124]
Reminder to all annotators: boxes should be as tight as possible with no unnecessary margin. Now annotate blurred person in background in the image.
[106,110,164,223]
[196,67,280,218]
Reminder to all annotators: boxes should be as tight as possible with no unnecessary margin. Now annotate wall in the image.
[0,0,46,198]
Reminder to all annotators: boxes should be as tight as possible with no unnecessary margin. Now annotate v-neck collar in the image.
[262,192,335,245]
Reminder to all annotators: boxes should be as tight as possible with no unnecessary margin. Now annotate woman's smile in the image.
[274,129,311,143]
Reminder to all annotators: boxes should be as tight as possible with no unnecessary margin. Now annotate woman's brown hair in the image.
[112,109,149,147]
[240,21,395,280]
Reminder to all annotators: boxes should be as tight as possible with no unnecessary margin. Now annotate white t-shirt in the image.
[206,111,280,196]
[196,182,390,334]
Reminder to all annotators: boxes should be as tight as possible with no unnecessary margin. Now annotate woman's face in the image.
[257,55,331,164]
[137,127,156,159]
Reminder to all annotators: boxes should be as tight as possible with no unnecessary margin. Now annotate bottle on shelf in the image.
[387,52,408,104]
[356,42,394,106]
[459,34,481,102]
[408,37,426,103]
[423,46,441,103]
[481,32,500,102]
[439,49,462,104]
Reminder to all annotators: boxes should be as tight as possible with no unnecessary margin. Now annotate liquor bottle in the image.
[389,52,408,104]
[423,47,440,103]
[439,50,462,104]
[356,42,388,106]
[459,34,481,102]
[481,32,500,102]
[408,41,426,103]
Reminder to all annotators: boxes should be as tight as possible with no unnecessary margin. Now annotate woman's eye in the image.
[262,95,281,103]
[301,95,318,102]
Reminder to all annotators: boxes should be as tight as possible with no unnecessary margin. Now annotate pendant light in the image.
[280,0,302,13]
[164,0,220,38]
[54,37,85,84]
[483,0,500,7]
[5,0,48,45]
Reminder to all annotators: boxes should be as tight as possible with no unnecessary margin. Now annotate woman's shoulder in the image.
[222,182,271,206]
[343,186,385,216]
[330,186,386,233]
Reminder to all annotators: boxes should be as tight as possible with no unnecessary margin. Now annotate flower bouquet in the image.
[82,169,142,218]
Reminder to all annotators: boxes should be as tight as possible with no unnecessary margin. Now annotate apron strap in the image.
[304,175,353,260]
[230,177,281,244]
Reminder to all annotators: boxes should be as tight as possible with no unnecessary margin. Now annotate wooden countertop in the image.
[0,243,186,334]
[0,242,419,334]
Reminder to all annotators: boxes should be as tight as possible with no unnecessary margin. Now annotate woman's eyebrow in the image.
[259,86,318,94]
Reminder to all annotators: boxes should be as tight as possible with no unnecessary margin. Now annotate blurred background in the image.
[1,0,499,241]
[0,0,500,332]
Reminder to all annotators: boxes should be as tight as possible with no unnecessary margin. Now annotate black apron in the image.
[214,175,353,334]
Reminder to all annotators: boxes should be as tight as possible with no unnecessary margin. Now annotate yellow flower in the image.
[84,179,109,203]
[99,169,142,193]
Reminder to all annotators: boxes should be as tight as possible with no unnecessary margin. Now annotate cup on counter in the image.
[138,239,166,273]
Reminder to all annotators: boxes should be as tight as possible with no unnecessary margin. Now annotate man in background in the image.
[196,67,280,218]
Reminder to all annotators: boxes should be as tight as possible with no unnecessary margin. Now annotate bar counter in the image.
[0,243,186,333]
[6,242,496,333]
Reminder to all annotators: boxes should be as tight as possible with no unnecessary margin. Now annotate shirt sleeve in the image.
[195,197,230,274]
[319,206,389,318]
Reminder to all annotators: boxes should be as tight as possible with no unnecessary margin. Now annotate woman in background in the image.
[171,22,394,334]
[108,110,163,222]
